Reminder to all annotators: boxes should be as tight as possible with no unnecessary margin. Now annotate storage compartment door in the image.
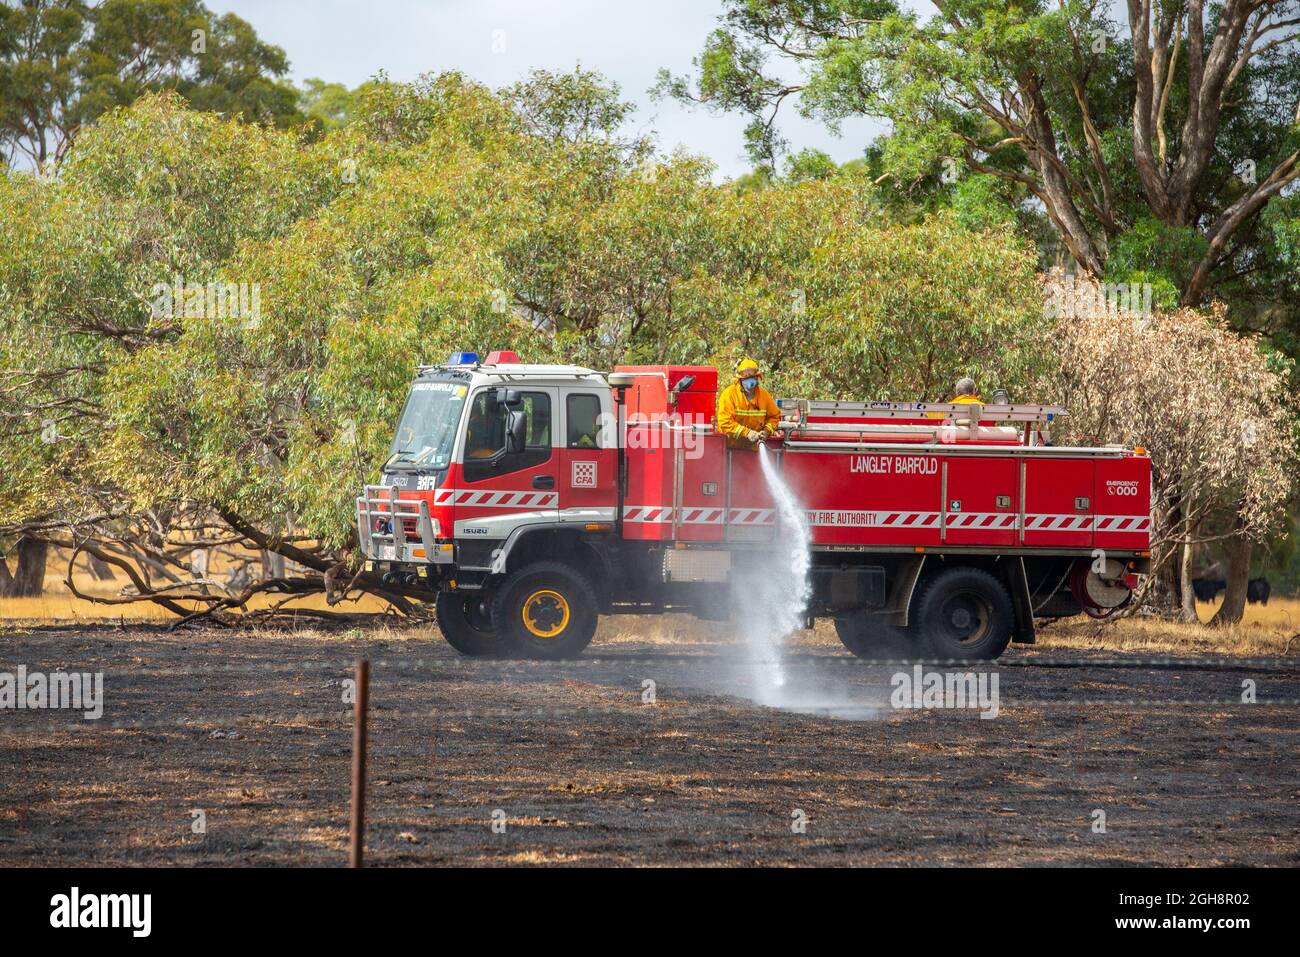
[1022,458,1094,548]
[944,457,1018,547]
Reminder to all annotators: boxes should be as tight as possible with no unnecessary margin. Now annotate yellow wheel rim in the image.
[522,589,570,638]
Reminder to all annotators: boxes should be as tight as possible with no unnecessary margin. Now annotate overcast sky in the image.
[208,0,884,179]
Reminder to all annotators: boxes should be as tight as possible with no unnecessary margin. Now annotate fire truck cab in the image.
[357,352,1152,661]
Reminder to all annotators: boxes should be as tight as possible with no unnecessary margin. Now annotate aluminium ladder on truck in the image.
[628,396,1112,456]
[782,398,1067,422]
[774,398,1096,452]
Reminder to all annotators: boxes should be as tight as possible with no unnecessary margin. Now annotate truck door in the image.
[558,388,617,516]
[452,386,558,543]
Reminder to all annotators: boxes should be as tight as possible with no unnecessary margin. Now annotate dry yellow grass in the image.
[0,546,388,623]
[1210,595,1300,630]
[0,589,390,622]
[1035,602,1300,657]
[3,547,1296,657]
[0,593,177,622]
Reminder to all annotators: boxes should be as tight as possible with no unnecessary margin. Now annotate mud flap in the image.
[1005,556,1036,644]
[884,555,925,627]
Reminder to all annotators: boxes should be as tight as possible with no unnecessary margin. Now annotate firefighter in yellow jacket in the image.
[950,377,982,405]
[926,377,983,419]
[717,357,781,449]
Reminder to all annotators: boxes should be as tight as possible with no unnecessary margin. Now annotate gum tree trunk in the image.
[261,549,286,581]
[1178,536,1198,622]
[1211,519,1251,626]
[6,537,49,596]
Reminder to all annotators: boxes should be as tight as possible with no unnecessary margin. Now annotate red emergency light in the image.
[485,350,521,365]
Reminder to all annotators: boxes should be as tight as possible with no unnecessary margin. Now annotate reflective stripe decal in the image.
[1024,514,1151,532]
[622,506,776,525]
[679,508,725,524]
[619,506,1151,531]
[623,506,674,523]
[431,492,1149,534]
[808,511,940,527]
[1092,515,1152,532]
[945,513,1017,529]
[1024,513,1091,531]
[433,488,559,508]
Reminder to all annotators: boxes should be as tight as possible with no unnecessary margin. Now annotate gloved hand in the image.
[745,429,764,443]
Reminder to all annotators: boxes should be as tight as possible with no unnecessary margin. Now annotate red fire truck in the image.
[357,352,1151,660]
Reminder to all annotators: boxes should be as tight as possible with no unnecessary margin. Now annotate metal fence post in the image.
[349,659,369,868]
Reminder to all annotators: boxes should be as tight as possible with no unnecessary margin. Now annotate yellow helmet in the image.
[734,356,760,379]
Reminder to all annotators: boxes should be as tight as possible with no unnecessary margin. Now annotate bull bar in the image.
[355,484,451,565]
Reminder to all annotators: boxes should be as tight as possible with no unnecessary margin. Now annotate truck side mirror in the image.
[496,388,523,408]
[506,409,527,453]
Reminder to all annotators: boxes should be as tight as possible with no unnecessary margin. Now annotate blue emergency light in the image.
[446,351,479,366]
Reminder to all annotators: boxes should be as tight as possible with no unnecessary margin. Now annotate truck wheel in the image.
[435,591,518,657]
[492,562,598,660]
[913,567,1014,660]
[833,613,920,659]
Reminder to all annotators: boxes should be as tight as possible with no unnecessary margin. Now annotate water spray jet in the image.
[727,443,811,705]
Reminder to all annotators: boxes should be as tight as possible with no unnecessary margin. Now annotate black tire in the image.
[435,591,518,657]
[833,612,922,659]
[491,561,599,660]
[913,567,1014,661]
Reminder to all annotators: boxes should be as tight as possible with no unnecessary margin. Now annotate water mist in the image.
[733,443,811,705]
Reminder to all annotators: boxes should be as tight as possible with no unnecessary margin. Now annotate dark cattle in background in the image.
[1247,577,1271,605]
[1191,578,1227,602]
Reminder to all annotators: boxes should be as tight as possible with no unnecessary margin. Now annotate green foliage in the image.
[1,70,1051,561]
[783,148,837,183]
[0,92,336,531]
[952,174,1020,233]
[1106,218,1207,306]
[1265,195,1300,291]
[662,0,1300,375]
[297,78,361,131]
[0,0,301,168]
[503,66,638,147]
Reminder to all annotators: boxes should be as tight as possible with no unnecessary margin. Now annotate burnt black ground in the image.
[2,622,1298,866]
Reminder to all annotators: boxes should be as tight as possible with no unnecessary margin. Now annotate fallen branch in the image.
[65,541,197,617]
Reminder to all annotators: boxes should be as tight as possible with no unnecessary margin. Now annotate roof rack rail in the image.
[781,399,1067,424]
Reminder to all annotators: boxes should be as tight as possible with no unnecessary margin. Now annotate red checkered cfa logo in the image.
[571,460,597,488]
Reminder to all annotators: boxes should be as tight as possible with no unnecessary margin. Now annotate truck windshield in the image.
[387,379,469,470]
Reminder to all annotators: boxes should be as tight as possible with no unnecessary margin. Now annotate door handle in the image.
[532,475,555,489]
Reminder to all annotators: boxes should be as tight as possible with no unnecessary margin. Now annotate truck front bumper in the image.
[356,484,454,565]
